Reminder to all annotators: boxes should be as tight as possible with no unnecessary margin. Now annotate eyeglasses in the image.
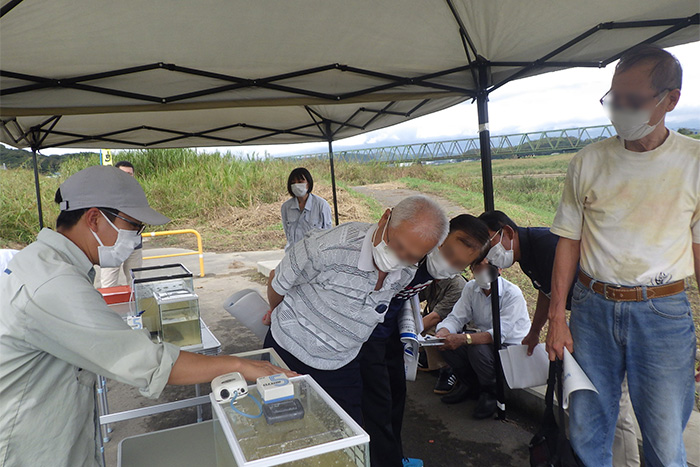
[101,209,146,235]
[599,89,669,111]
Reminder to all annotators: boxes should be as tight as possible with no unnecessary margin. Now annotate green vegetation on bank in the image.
[1,149,430,248]
[0,148,574,248]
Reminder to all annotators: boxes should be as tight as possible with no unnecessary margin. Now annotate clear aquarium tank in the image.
[131,264,202,350]
[154,286,201,348]
[211,375,369,466]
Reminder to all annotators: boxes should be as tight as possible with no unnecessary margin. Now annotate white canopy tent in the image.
[1,1,698,218]
[2,0,698,419]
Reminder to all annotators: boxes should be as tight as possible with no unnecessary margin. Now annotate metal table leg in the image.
[97,376,112,442]
[195,383,203,423]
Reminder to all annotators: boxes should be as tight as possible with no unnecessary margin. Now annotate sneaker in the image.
[440,381,478,404]
[433,368,456,394]
[417,351,430,372]
[472,391,497,419]
[403,458,424,467]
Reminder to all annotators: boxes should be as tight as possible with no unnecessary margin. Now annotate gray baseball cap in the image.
[58,165,170,225]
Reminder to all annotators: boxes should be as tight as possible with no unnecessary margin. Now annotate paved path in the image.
[353,182,468,217]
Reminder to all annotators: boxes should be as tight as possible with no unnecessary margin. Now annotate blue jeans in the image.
[568,280,696,467]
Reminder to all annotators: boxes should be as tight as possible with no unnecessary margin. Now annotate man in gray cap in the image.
[0,166,295,467]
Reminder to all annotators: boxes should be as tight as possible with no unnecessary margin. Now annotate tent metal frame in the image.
[1,14,695,152]
[1,0,697,421]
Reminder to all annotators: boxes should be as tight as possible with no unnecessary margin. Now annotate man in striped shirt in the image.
[264,196,448,422]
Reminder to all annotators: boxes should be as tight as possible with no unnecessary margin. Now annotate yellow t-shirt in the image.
[551,130,700,286]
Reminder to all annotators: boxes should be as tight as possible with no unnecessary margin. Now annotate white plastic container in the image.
[222,289,270,342]
[211,375,369,466]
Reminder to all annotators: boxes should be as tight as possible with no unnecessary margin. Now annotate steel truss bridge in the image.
[285,124,615,163]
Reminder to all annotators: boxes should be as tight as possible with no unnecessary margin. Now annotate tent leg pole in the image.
[488,264,505,420]
[476,63,505,421]
[325,121,340,226]
[31,146,44,230]
[477,76,494,211]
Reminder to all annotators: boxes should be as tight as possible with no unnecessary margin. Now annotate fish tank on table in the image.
[131,263,203,350]
[211,375,369,466]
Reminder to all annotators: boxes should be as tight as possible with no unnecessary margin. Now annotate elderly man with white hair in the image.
[263,195,448,423]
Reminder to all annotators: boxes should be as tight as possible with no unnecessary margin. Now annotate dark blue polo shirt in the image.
[517,227,575,310]
[370,261,434,340]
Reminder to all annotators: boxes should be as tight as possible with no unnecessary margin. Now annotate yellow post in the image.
[101,149,113,166]
[141,229,205,277]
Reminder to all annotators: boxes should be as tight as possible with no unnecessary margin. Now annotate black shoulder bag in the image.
[529,359,582,467]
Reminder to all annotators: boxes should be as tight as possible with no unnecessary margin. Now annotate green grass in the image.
[400,155,569,228]
[336,180,385,221]
[436,153,574,177]
[0,149,425,249]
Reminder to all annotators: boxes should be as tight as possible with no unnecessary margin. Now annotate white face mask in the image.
[291,182,308,197]
[474,269,493,290]
[425,248,461,280]
[90,211,141,268]
[372,216,407,273]
[486,229,514,269]
[609,91,668,142]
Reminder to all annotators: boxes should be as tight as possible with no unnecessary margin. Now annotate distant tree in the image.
[0,145,96,173]
[677,128,696,136]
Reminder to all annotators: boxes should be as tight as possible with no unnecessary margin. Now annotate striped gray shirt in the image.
[270,222,416,370]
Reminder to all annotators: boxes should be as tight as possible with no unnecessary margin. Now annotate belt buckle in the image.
[603,284,621,301]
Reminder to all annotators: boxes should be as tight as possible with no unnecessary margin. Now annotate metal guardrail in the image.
[141,229,205,277]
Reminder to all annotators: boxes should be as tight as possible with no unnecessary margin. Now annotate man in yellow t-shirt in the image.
[547,45,699,467]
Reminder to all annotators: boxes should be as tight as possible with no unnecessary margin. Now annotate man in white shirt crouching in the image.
[436,260,530,419]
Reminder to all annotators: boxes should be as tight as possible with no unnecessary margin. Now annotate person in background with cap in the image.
[0,166,295,467]
[100,160,144,287]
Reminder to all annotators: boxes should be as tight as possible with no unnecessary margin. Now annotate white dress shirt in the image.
[436,276,531,345]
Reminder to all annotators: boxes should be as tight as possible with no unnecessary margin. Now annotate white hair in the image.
[389,195,448,245]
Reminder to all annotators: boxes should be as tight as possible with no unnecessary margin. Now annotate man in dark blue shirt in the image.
[478,211,574,355]
[478,211,640,466]
[359,215,490,467]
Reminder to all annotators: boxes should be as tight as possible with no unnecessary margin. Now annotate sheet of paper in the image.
[499,344,549,390]
[561,347,598,409]
[498,345,598,409]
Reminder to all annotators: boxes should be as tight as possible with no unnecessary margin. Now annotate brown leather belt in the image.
[578,271,684,302]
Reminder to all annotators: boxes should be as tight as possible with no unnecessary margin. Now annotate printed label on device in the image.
[256,373,294,403]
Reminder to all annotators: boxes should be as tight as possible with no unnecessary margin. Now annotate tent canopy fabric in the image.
[1,0,697,150]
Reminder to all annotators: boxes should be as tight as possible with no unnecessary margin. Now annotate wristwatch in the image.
[465,333,473,345]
